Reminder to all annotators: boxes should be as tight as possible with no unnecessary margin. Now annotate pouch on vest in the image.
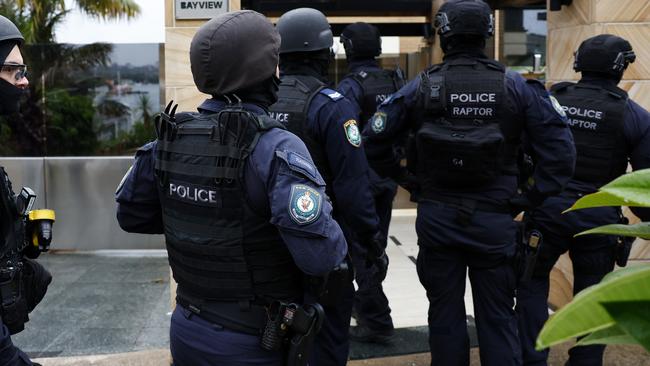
[416,121,505,188]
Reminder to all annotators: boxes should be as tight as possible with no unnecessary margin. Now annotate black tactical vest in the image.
[269,75,334,189]
[349,69,406,129]
[414,58,521,194]
[154,108,302,304]
[551,82,628,186]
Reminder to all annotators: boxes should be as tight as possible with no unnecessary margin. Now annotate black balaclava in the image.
[580,71,622,88]
[280,49,332,83]
[441,34,488,59]
[213,75,281,110]
[0,40,27,115]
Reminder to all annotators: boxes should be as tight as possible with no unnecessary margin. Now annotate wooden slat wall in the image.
[547,0,650,309]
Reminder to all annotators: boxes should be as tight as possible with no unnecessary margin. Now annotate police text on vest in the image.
[169,182,218,205]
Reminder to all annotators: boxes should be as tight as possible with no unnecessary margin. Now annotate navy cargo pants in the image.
[351,174,397,331]
[516,193,618,366]
[416,200,522,366]
[170,305,283,366]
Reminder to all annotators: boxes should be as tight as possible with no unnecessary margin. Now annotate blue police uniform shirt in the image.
[337,59,383,118]
[116,99,347,276]
[302,85,380,240]
[563,77,650,221]
[363,56,576,203]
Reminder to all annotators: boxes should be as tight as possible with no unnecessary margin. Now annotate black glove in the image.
[362,232,389,282]
[395,167,419,195]
[509,187,545,217]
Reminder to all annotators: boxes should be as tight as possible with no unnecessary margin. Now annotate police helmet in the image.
[0,15,23,45]
[340,22,381,59]
[190,10,280,96]
[276,8,333,54]
[573,34,636,76]
[434,0,494,39]
[0,15,24,64]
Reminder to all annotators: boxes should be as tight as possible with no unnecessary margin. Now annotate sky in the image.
[55,0,165,44]
[54,1,402,55]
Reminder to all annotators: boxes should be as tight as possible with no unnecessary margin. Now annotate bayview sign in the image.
[175,0,228,19]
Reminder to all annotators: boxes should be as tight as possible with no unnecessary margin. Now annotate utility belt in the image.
[176,294,267,335]
[419,193,510,226]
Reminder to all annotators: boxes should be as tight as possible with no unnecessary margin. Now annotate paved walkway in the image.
[12,210,474,361]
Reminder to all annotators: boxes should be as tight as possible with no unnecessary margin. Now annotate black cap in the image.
[0,15,24,63]
[435,0,494,39]
[190,10,280,96]
[276,8,333,54]
[574,34,635,76]
[340,22,381,60]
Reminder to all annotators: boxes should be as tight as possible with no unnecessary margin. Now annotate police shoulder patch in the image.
[343,119,362,147]
[371,112,387,133]
[289,184,322,225]
[321,88,344,101]
[548,95,567,118]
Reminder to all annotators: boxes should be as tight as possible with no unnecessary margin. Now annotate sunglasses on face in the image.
[1,63,28,81]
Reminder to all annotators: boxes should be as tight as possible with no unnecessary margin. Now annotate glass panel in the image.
[500,8,547,76]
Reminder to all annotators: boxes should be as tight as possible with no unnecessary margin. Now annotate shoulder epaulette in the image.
[320,88,345,101]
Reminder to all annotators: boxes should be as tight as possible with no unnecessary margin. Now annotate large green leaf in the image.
[601,169,650,193]
[565,169,650,212]
[565,191,650,212]
[600,301,650,352]
[536,265,650,350]
[577,324,637,346]
[575,223,650,240]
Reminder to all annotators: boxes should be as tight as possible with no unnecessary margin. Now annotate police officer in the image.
[270,8,386,365]
[516,34,650,366]
[363,1,576,365]
[337,22,405,343]
[0,14,49,366]
[116,11,347,366]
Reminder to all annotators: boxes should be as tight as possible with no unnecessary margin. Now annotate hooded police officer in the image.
[269,8,387,366]
[363,1,576,365]
[0,14,48,366]
[516,34,650,366]
[336,22,405,344]
[116,10,347,365]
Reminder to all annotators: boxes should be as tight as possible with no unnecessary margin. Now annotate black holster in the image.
[516,218,543,284]
[260,301,325,366]
[616,216,634,267]
[285,303,325,366]
[304,256,352,307]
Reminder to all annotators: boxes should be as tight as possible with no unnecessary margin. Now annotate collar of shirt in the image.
[197,98,268,115]
[443,49,489,61]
